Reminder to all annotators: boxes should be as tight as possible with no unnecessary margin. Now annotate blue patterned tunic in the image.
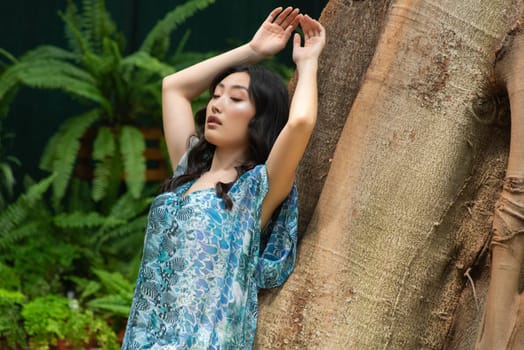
[121,163,298,350]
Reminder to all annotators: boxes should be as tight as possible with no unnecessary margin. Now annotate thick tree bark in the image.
[293,0,392,233]
[476,31,524,350]
[256,0,523,349]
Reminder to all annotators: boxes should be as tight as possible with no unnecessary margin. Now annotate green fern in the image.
[47,110,100,203]
[39,132,61,172]
[93,269,134,297]
[20,45,76,62]
[121,51,174,79]
[92,126,116,201]
[87,295,131,316]
[53,211,125,229]
[108,190,152,220]
[0,175,54,238]
[0,48,18,65]
[86,269,133,316]
[119,126,146,198]
[96,215,147,252]
[140,0,216,58]
[60,7,93,57]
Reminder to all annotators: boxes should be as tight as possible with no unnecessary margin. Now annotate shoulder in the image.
[229,164,269,204]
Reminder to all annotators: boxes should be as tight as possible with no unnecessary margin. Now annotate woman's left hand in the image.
[249,7,301,58]
[292,15,326,65]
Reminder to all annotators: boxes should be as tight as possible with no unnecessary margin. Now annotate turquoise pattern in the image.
[121,164,298,349]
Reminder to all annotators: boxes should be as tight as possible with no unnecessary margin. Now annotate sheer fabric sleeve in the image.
[247,166,299,289]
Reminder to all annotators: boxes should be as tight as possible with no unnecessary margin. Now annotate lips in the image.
[207,115,222,126]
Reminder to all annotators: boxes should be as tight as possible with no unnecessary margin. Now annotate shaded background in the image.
[0,0,327,185]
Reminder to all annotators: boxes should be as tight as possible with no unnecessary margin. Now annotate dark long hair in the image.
[159,65,290,209]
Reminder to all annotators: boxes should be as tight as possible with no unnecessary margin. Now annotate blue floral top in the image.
[121,162,298,349]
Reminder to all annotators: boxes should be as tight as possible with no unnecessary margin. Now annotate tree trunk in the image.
[293,0,393,233]
[256,0,523,349]
[475,31,524,350]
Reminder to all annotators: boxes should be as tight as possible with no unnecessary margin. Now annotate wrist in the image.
[295,59,319,72]
[245,42,270,62]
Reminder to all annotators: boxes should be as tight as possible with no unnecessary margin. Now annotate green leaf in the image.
[0,48,18,65]
[87,295,130,316]
[119,126,146,198]
[0,65,21,102]
[0,289,25,304]
[92,126,116,201]
[92,269,134,297]
[49,110,100,203]
[53,211,125,229]
[20,45,77,62]
[0,174,54,238]
[15,59,109,109]
[39,132,62,172]
[60,7,93,56]
[121,51,174,78]
[140,0,216,57]
[0,222,42,251]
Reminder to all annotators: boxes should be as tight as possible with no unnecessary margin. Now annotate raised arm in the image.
[162,7,301,168]
[262,15,326,227]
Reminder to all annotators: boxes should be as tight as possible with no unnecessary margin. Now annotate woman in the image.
[122,6,325,349]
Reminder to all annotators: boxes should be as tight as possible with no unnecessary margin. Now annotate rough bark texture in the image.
[293,0,393,234]
[475,32,524,350]
[256,0,523,349]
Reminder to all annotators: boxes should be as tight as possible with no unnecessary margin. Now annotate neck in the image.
[209,146,248,172]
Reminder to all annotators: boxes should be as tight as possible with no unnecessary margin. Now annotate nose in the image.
[210,96,223,113]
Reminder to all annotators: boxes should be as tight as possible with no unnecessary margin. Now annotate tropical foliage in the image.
[0,173,153,348]
[0,0,217,205]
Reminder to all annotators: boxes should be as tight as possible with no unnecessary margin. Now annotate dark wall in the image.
[0,0,327,182]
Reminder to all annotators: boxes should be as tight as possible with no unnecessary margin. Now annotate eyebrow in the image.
[217,83,249,92]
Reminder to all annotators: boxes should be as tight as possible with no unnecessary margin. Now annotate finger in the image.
[293,32,302,48]
[274,6,293,25]
[280,8,300,29]
[285,13,302,36]
[266,7,283,23]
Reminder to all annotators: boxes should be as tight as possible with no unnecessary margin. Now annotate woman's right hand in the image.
[249,7,301,58]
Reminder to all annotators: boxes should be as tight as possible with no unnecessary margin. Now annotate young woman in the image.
[122,7,325,349]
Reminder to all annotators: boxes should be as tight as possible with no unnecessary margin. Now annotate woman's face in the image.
[204,72,256,151]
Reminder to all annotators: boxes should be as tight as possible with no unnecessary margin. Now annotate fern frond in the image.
[0,175,54,237]
[91,126,116,201]
[121,51,174,78]
[119,126,145,198]
[62,1,84,55]
[14,59,109,109]
[110,190,152,220]
[60,7,93,56]
[0,83,19,118]
[20,45,77,62]
[81,0,118,54]
[39,132,61,172]
[0,222,41,251]
[87,295,131,316]
[74,279,101,302]
[53,211,125,229]
[174,29,191,58]
[50,110,100,203]
[95,215,147,249]
[0,49,18,65]
[0,64,21,102]
[0,162,16,196]
[92,269,134,297]
[140,0,216,57]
